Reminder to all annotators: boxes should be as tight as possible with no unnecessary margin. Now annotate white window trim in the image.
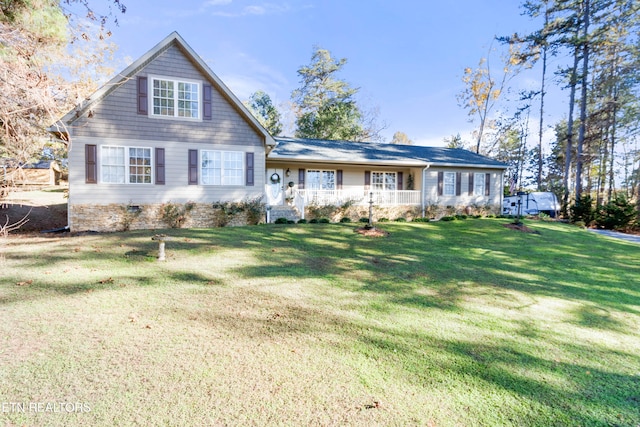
[443,172,456,196]
[371,171,397,191]
[148,75,202,121]
[307,169,336,190]
[200,150,244,186]
[100,145,153,185]
[474,172,486,196]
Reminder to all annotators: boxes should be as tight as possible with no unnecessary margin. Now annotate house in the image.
[50,32,507,232]
[1,160,62,187]
[266,137,507,221]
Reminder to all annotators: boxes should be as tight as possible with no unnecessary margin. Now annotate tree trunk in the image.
[575,0,590,200]
[537,9,549,190]
[562,46,580,213]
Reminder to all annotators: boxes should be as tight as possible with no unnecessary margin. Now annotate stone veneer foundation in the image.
[69,203,257,232]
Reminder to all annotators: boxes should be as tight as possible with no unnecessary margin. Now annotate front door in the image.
[266,168,284,205]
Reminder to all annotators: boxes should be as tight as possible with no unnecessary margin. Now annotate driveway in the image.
[587,228,640,245]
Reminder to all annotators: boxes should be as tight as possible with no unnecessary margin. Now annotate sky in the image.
[87,0,559,147]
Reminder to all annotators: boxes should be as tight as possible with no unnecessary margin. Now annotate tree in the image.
[390,131,412,145]
[291,46,380,141]
[458,42,526,154]
[244,91,283,136]
[0,0,124,164]
[443,133,467,149]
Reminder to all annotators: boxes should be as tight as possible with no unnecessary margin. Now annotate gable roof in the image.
[268,137,508,169]
[50,32,275,146]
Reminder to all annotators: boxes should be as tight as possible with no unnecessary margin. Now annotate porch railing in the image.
[297,189,421,206]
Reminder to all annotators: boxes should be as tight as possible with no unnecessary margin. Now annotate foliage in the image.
[243,90,283,136]
[595,193,637,230]
[440,216,456,221]
[457,42,526,154]
[160,202,194,229]
[212,197,265,226]
[394,217,407,222]
[274,217,289,224]
[390,131,412,145]
[318,218,330,223]
[306,203,338,220]
[297,218,307,224]
[291,46,382,142]
[339,217,351,223]
[570,194,595,225]
[120,204,142,231]
[0,0,124,167]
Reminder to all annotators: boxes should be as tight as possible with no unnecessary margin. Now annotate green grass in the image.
[1,219,639,426]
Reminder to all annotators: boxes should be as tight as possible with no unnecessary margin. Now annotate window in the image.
[201,150,243,185]
[444,172,456,196]
[307,170,335,190]
[101,146,152,184]
[151,77,200,119]
[372,172,396,191]
[474,173,486,196]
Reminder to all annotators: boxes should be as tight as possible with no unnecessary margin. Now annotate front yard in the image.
[1,220,639,426]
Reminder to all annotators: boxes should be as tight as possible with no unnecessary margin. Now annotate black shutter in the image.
[155,148,165,185]
[468,173,474,195]
[245,152,254,186]
[437,171,443,196]
[85,144,97,184]
[188,149,198,185]
[298,169,305,189]
[364,170,371,191]
[203,84,212,120]
[397,171,403,190]
[137,76,148,115]
[337,170,343,190]
[456,172,462,196]
[485,173,491,196]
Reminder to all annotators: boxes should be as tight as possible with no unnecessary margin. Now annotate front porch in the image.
[296,189,421,206]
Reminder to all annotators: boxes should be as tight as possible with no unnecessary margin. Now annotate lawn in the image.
[1,219,639,426]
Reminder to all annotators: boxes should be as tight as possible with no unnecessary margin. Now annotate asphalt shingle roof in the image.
[269,137,508,169]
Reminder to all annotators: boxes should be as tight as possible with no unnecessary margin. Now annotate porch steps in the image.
[268,205,300,223]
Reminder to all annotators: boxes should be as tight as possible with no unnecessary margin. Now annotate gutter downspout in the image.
[421,164,430,218]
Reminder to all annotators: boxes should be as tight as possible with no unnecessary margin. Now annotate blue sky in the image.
[95,0,554,146]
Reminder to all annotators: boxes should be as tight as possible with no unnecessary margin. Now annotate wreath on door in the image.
[270,173,281,184]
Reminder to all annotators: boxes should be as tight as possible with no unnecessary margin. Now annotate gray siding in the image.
[424,168,503,207]
[69,137,265,205]
[70,44,261,147]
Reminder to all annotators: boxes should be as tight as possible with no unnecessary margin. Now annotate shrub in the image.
[212,197,265,226]
[571,195,595,225]
[297,219,308,224]
[378,217,389,222]
[455,214,468,220]
[595,194,636,230]
[412,217,430,223]
[318,218,330,223]
[274,217,289,224]
[359,217,369,223]
[394,217,407,222]
[309,218,319,224]
[339,217,351,223]
[440,216,456,221]
[160,201,194,229]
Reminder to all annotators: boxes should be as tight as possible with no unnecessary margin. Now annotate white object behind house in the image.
[502,192,560,218]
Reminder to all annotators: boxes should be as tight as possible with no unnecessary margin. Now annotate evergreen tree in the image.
[244,91,283,136]
[291,47,379,141]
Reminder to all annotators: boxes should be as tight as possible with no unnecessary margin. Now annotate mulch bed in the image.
[354,226,390,237]
[502,223,540,234]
